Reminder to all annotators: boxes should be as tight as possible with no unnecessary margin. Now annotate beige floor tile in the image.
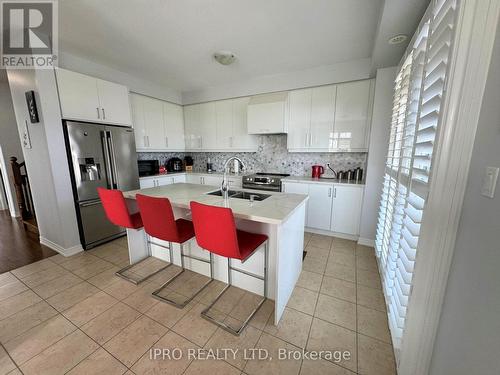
[357,284,386,312]
[297,270,323,292]
[72,258,115,280]
[20,265,69,288]
[356,269,382,289]
[32,273,83,299]
[324,262,356,283]
[248,298,274,331]
[122,282,160,313]
[357,306,391,343]
[0,301,57,342]
[329,252,356,267]
[19,330,98,375]
[67,347,127,375]
[58,253,102,273]
[62,291,118,327]
[302,256,327,274]
[332,238,356,249]
[306,318,357,372]
[304,245,330,261]
[4,315,76,365]
[356,255,378,272]
[314,294,356,331]
[308,235,333,250]
[104,315,168,367]
[0,290,42,320]
[6,369,22,375]
[0,346,17,375]
[264,307,312,348]
[0,272,17,286]
[357,334,396,375]
[287,286,318,315]
[81,302,141,344]
[194,279,228,305]
[200,285,245,315]
[172,302,219,347]
[204,323,261,369]
[46,282,99,312]
[356,245,375,257]
[244,332,302,375]
[145,299,194,328]
[320,276,356,303]
[141,265,183,288]
[10,259,55,279]
[0,280,28,302]
[88,243,124,260]
[300,357,356,375]
[184,358,240,375]
[48,254,67,264]
[103,278,144,300]
[132,330,196,375]
[87,266,121,289]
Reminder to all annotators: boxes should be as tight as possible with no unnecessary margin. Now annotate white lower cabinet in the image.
[139,174,187,189]
[283,181,363,236]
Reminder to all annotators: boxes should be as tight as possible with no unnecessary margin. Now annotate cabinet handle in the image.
[165,136,168,148]
[334,188,337,198]
[199,137,203,149]
[143,135,147,147]
[328,187,332,197]
[230,136,233,148]
[102,108,106,120]
[147,136,150,147]
[96,107,100,119]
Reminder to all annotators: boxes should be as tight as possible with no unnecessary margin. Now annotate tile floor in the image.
[0,234,396,375]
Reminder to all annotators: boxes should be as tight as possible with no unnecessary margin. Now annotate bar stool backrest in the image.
[190,201,241,259]
[136,194,181,243]
[98,187,141,229]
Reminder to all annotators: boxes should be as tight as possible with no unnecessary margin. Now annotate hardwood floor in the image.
[0,210,56,274]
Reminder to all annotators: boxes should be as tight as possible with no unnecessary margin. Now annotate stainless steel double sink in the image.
[206,189,271,201]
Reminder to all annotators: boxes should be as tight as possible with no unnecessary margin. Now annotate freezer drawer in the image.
[79,200,124,247]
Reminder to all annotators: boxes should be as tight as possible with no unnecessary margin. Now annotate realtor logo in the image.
[1,0,58,68]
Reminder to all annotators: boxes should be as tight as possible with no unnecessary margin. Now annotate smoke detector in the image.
[388,34,408,45]
[214,51,236,65]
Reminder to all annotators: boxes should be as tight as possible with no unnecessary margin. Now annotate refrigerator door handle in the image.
[106,131,119,189]
[100,130,113,189]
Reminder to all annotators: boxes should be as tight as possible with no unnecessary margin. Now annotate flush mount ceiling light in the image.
[388,34,408,45]
[214,51,236,65]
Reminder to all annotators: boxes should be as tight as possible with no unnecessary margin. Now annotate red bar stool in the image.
[98,187,171,284]
[190,201,268,335]
[136,194,215,307]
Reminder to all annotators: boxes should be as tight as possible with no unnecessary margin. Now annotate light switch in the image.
[481,167,499,198]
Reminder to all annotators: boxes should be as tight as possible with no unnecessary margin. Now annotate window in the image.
[375,0,458,360]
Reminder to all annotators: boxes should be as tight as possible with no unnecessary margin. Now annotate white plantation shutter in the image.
[375,0,458,358]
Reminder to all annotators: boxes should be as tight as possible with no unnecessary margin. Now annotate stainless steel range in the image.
[242,173,290,192]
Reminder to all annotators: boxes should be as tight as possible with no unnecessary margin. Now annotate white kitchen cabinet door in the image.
[333,80,372,151]
[142,97,165,150]
[215,100,233,149]
[130,94,147,149]
[183,104,201,150]
[203,175,223,187]
[56,68,100,122]
[307,184,333,231]
[96,79,132,125]
[331,185,364,235]
[232,97,258,151]
[198,102,217,150]
[164,102,185,151]
[186,174,200,184]
[139,178,156,189]
[310,85,336,150]
[228,177,242,188]
[247,92,288,134]
[172,174,186,183]
[282,182,309,224]
[156,176,175,186]
[287,89,311,150]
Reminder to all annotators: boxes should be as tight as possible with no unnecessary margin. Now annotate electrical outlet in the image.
[481,166,499,198]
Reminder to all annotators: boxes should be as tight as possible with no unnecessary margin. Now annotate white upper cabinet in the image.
[184,104,201,150]
[56,68,131,126]
[232,97,258,151]
[247,92,288,134]
[333,80,373,151]
[216,99,233,149]
[287,79,373,152]
[130,93,184,151]
[198,102,217,150]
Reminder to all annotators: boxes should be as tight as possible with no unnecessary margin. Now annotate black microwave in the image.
[138,160,159,177]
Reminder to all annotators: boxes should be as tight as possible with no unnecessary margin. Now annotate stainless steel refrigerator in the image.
[64,121,140,249]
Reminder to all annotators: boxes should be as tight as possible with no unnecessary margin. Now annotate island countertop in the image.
[124,183,308,225]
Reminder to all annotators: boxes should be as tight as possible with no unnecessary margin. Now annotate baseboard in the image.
[39,237,83,257]
[304,227,359,241]
[357,237,375,247]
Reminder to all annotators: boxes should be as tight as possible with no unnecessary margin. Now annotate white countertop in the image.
[139,171,248,180]
[283,176,365,187]
[124,183,308,225]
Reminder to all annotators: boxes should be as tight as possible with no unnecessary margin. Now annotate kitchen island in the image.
[123,182,308,324]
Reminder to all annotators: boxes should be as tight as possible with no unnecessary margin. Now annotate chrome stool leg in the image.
[152,241,214,308]
[115,234,173,285]
[201,240,268,336]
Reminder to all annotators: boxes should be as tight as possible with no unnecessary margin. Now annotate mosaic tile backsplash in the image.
[138,134,367,176]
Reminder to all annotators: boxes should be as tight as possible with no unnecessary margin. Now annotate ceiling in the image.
[58,0,427,94]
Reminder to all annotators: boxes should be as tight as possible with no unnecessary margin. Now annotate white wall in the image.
[7,68,82,255]
[0,71,24,217]
[429,25,500,375]
[358,66,397,245]
[59,51,182,104]
[182,58,372,104]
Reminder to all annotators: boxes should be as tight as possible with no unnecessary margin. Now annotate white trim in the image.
[39,237,83,257]
[304,227,358,241]
[399,0,500,373]
[357,237,375,247]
